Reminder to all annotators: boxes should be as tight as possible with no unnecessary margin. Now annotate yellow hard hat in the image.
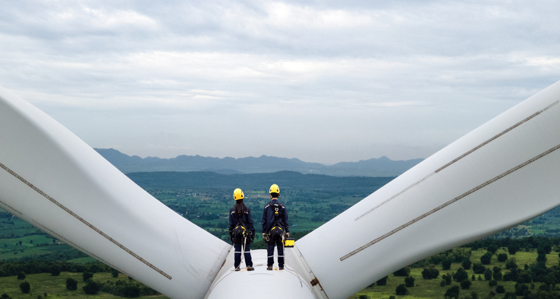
[269,184,280,194]
[233,188,244,201]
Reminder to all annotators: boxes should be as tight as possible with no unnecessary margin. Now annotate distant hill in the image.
[95,148,423,177]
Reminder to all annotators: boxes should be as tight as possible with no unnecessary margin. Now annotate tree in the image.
[497,253,508,262]
[536,253,547,262]
[487,244,499,254]
[473,263,486,274]
[515,283,529,296]
[471,274,475,281]
[393,267,410,277]
[489,280,497,287]
[481,252,492,265]
[517,270,532,283]
[462,258,472,270]
[395,284,408,295]
[460,280,472,289]
[493,271,502,281]
[17,272,26,280]
[1,294,12,299]
[496,285,505,294]
[442,259,452,270]
[50,265,60,276]
[359,296,369,299]
[503,292,516,299]
[112,270,119,278]
[405,276,415,287]
[444,285,460,299]
[83,272,93,281]
[538,244,551,254]
[442,274,452,285]
[66,278,77,291]
[377,276,388,286]
[19,281,30,294]
[123,284,140,297]
[83,280,100,294]
[508,244,519,255]
[503,267,519,282]
[440,280,446,287]
[453,268,468,283]
[421,267,439,279]
[505,259,518,269]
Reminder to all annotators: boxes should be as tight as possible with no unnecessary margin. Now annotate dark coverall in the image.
[262,200,289,267]
[229,207,255,268]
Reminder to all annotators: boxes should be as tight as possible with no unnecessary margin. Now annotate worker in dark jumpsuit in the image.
[229,188,255,271]
[262,184,289,270]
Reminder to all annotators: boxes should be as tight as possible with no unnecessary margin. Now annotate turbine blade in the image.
[0,87,230,299]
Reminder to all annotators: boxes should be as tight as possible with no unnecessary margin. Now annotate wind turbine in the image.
[1,80,560,299]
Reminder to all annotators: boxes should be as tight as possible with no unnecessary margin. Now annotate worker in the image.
[262,184,289,271]
[229,188,255,271]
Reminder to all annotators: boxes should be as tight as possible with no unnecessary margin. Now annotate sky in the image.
[1,1,559,164]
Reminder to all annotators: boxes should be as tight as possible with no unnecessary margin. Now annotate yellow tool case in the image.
[284,238,295,248]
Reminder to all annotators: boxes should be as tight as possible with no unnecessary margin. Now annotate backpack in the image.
[268,202,284,240]
[231,213,248,243]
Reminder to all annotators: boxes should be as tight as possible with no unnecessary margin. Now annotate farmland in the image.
[3,171,560,298]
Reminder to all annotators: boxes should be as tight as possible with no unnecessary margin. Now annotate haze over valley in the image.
[96,148,423,177]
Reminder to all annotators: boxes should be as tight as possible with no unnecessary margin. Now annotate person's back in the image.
[262,184,289,270]
[229,188,254,271]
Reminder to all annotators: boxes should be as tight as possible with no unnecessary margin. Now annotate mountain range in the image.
[95,148,424,177]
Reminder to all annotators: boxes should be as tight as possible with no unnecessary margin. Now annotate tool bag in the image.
[284,238,295,248]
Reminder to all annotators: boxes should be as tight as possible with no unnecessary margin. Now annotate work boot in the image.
[247,266,254,271]
[235,267,240,272]
[267,266,273,271]
[279,267,284,271]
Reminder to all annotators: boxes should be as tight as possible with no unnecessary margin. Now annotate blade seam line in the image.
[0,162,172,280]
[342,143,560,261]
[354,100,559,221]
[0,198,23,216]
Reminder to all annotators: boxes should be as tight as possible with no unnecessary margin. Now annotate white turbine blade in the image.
[0,87,231,299]
[297,80,560,299]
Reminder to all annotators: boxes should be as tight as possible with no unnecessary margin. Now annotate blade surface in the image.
[297,80,560,299]
[0,87,231,299]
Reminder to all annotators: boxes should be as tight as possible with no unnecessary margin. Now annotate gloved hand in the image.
[247,231,254,243]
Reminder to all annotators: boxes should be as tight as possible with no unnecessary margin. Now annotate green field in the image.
[0,246,557,299]
[0,271,168,298]
[3,171,560,298]
[351,246,560,299]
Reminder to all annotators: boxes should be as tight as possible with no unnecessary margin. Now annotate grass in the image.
[0,272,169,299]
[349,248,557,299]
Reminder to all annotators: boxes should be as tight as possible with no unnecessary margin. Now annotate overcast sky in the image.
[1,1,559,164]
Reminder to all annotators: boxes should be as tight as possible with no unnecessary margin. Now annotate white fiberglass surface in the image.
[206,249,316,299]
[3,78,560,299]
[297,80,560,299]
[0,87,231,299]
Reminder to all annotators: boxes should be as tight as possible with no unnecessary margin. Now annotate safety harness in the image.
[268,202,285,241]
[232,211,252,244]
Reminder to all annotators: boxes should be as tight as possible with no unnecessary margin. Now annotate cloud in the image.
[0,0,559,163]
